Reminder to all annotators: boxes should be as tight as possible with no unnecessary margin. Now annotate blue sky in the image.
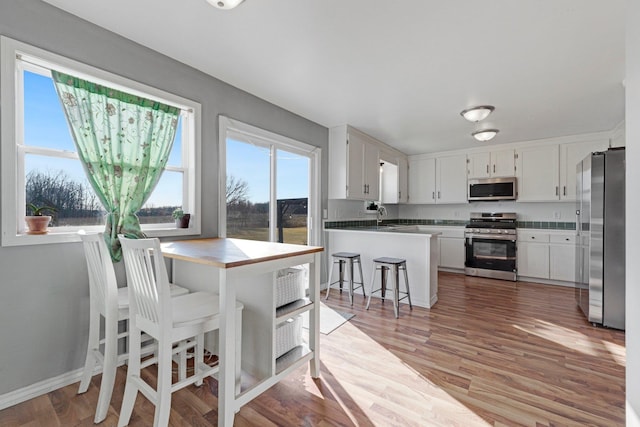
[23,71,309,208]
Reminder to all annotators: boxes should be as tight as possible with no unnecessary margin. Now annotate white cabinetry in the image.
[515,145,560,202]
[329,125,380,201]
[517,230,576,283]
[380,150,409,204]
[438,229,465,270]
[559,139,609,201]
[549,234,576,282]
[467,149,515,179]
[408,154,467,204]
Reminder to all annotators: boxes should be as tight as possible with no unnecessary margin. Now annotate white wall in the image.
[626,0,640,425]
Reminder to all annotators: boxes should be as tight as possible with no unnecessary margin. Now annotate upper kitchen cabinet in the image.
[467,149,515,179]
[329,125,380,200]
[515,144,560,202]
[408,154,467,204]
[559,138,609,201]
[380,151,409,204]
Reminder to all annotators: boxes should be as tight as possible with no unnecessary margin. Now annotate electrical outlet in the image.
[553,211,561,219]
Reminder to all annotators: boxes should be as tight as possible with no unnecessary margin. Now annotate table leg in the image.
[218,268,236,427]
[309,252,321,378]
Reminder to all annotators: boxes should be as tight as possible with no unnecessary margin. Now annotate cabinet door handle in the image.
[493,164,496,173]
[555,186,559,196]
[486,165,489,174]
[563,186,566,196]
[531,236,535,239]
[438,191,441,199]
[432,191,435,200]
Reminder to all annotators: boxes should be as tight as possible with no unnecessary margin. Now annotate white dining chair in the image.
[117,235,243,427]
[77,232,189,423]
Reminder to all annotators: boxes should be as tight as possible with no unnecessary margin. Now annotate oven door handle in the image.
[465,233,517,241]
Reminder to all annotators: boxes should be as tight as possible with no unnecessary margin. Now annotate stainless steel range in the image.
[464,212,517,281]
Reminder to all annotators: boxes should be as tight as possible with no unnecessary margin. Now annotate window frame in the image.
[218,116,322,247]
[1,36,202,246]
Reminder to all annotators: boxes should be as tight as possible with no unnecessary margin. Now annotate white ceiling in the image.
[42,0,625,155]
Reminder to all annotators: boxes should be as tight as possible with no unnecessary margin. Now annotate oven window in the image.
[474,241,508,259]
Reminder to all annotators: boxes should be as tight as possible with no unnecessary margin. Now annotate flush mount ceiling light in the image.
[472,129,499,142]
[460,105,495,122]
[207,0,245,10]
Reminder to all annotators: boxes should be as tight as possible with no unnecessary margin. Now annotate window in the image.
[219,116,321,247]
[1,36,201,246]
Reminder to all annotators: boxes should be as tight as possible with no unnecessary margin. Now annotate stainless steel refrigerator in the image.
[575,148,625,330]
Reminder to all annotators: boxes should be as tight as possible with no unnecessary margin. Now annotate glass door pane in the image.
[226,138,270,241]
[276,149,309,244]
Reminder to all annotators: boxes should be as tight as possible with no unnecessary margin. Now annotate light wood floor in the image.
[0,272,625,426]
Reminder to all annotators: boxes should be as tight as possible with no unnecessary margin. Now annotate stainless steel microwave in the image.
[468,177,517,201]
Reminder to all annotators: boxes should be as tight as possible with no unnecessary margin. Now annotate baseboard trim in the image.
[0,363,105,411]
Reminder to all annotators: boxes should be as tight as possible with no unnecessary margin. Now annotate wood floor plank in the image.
[0,272,625,426]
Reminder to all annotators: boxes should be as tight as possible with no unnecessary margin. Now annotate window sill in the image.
[2,223,201,247]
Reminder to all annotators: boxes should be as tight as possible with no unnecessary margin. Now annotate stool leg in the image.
[402,264,413,309]
[348,259,354,306]
[356,258,366,298]
[325,258,335,300]
[393,265,400,319]
[339,260,344,293]
[381,266,388,301]
[366,264,377,310]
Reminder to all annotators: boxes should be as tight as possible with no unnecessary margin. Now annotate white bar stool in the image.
[325,252,365,305]
[366,257,412,318]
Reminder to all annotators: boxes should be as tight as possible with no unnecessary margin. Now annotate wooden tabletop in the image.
[160,238,323,269]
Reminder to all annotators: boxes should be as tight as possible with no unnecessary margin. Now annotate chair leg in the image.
[117,326,142,427]
[78,309,100,394]
[154,340,173,427]
[94,313,118,423]
[195,333,205,387]
[393,266,400,318]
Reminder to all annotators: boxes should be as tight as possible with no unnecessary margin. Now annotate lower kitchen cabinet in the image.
[549,234,576,282]
[439,237,465,269]
[517,230,576,283]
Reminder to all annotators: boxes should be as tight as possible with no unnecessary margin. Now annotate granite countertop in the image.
[325,224,442,235]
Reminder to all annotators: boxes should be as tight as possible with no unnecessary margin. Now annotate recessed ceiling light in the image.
[207,0,245,10]
[460,105,495,122]
[472,129,499,142]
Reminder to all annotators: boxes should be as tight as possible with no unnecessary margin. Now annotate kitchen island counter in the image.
[325,227,439,308]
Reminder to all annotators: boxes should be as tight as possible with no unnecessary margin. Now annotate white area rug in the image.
[302,302,355,335]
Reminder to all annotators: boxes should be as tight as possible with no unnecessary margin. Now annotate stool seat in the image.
[326,252,365,305]
[333,252,361,259]
[373,257,406,265]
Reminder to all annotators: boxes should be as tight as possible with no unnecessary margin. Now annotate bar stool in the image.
[366,257,412,318]
[325,252,365,305]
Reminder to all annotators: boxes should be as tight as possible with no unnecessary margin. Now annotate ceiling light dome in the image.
[207,0,245,10]
[460,105,495,122]
[472,129,499,142]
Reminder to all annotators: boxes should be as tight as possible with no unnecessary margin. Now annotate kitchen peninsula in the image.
[325,226,440,308]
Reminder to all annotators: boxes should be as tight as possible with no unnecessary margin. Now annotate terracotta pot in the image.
[25,215,52,235]
[176,214,191,229]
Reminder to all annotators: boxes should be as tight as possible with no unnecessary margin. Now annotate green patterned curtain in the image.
[51,70,180,261]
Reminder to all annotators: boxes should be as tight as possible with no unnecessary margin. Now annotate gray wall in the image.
[0,0,328,395]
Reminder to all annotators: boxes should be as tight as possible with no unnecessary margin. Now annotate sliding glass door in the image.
[220,117,319,246]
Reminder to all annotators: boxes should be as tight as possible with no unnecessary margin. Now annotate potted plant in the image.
[172,208,191,229]
[25,203,56,235]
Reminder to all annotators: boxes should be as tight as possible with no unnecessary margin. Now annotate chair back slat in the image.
[119,236,172,327]
[79,232,118,315]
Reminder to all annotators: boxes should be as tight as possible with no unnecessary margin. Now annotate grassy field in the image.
[227,227,308,245]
